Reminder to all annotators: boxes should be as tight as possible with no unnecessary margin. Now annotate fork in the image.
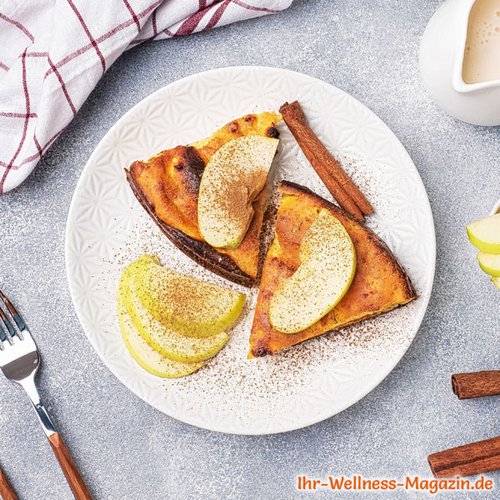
[0,290,92,500]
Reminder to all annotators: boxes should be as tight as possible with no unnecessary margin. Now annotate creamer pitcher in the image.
[420,0,500,125]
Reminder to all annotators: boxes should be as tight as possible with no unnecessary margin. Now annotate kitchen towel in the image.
[0,0,292,193]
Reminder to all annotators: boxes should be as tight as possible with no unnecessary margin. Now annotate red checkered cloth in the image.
[0,0,292,194]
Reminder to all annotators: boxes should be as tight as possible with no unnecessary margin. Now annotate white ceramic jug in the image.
[420,0,500,126]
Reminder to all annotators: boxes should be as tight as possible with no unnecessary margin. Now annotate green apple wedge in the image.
[198,135,279,249]
[270,209,356,334]
[134,257,246,338]
[466,214,500,254]
[124,272,229,362]
[491,277,500,290]
[117,293,204,378]
[477,252,500,277]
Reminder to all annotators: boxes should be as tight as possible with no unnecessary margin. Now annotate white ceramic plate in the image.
[66,67,436,435]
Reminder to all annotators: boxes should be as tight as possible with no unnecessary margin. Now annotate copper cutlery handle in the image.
[0,467,18,500]
[18,376,92,498]
[48,433,92,500]
[0,291,92,499]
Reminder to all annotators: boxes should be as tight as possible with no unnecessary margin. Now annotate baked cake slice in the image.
[249,181,416,357]
[126,112,280,287]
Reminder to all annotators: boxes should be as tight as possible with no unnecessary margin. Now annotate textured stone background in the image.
[1,1,499,498]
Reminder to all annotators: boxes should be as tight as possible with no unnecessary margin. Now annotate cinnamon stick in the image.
[428,436,500,477]
[280,101,374,220]
[452,370,500,399]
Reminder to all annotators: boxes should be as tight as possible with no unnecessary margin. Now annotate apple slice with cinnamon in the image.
[269,209,356,333]
[198,135,279,249]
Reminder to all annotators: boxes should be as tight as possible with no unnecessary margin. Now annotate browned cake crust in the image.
[126,168,255,287]
[249,181,417,357]
[124,112,281,287]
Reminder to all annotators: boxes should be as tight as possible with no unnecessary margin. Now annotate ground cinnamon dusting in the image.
[93,110,427,430]
[100,179,420,423]
[198,135,278,248]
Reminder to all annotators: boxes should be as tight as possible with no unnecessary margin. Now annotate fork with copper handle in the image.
[0,290,92,499]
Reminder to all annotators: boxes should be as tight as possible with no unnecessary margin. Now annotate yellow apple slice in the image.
[198,135,279,249]
[125,273,229,362]
[117,297,204,378]
[467,214,500,254]
[478,252,500,277]
[134,256,246,338]
[270,209,356,334]
[491,277,500,290]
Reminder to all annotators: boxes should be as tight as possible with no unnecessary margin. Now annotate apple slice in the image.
[478,252,500,277]
[269,209,356,334]
[491,277,500,290]
[198,135,279,249]
[467,214,500,254]
[125,273,229,362]
[134,256,246,337]
[117,297,204,378]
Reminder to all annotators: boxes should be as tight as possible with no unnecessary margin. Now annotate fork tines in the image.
[0,290,25,347]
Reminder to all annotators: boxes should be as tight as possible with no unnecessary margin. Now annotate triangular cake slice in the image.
[249,181,416,357]
[126,112,280,287]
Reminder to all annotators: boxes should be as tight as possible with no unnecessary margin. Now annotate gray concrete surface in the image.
[1,1,499,498]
